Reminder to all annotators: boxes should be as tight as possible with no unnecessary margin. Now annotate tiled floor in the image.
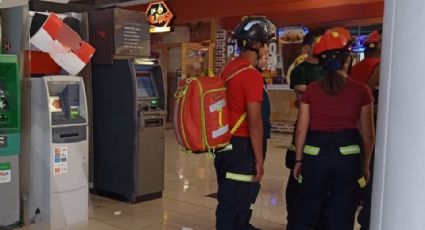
[19,130,361,229]
[94,129,289,230]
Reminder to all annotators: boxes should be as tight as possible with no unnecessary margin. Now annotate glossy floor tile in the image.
[18,130,361,229]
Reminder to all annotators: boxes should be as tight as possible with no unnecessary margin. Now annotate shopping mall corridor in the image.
[19,130,362,230]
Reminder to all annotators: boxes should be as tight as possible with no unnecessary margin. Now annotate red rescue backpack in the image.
[173,65,253,153]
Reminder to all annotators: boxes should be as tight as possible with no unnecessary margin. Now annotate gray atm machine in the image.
[92,59,166,203]
[29,76,89,229]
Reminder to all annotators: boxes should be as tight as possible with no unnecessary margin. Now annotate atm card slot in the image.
[59,133,80,138]
[144,118,163,127]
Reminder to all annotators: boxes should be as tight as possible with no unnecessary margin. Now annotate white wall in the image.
[371,0,425,229]
[162,26,190,73]
[0,0,27,8]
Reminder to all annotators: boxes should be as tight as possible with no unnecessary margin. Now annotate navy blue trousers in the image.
[293,130,362,230]
[214,137,260,230]
[358,155,374,230]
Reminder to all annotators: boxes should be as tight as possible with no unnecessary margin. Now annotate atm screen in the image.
[136,72,157,98]
[49,96,63,112]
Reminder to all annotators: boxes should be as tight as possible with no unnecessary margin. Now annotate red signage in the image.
[146,1,174,33]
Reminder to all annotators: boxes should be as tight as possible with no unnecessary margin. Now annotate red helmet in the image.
[365,30,381,48]
[333,27,352,42]
[313,27,351,55]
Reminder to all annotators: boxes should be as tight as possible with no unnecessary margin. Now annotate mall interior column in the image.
[371,0,425,229]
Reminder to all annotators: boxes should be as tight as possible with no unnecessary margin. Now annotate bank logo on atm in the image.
[30,13,96,75]
[0,162,11,184]
[146,1,174,33]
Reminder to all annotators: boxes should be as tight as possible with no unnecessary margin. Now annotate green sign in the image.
[0,162,11,170]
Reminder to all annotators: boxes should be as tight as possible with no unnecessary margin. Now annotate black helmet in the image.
[234,16,276,50]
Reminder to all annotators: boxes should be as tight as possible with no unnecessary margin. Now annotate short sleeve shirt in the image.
[350,57,381,83]
[223,58,264,137]
[290,61,325,89]
[301,78,374,131]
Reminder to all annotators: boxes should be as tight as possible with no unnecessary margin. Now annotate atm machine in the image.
[0,55,21,228]
[29,76,89,229]
[89,8,166,203]
[92,58,166,203]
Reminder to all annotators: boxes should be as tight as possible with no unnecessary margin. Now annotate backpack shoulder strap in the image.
[230,112,247,135]
[223,65,255,82]
[224,65,256,135]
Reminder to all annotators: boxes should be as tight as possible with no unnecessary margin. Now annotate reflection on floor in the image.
[87,130,287,230]
[19,130,361,229]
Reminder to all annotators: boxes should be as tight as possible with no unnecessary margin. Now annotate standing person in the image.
[350,31,381,92]
[292,27,375,230]
[257,45,272,159]
[285,30,325,230]
[214,16,276,230]
[350,30,382,230]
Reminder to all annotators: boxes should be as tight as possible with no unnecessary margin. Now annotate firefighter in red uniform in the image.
[214,16,276,230]
[350,31,381,92]
[292,28,375,230]
[350,30,382,230]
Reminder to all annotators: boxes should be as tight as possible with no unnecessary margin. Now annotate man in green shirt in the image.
[290,57,324,93]
[290,33,325,104]
[286,30,325,230]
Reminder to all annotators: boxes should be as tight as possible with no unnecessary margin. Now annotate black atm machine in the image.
[89,9,166,203]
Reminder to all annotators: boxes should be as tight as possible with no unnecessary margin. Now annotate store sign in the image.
[30,13,96,75]
[146,1,174,33]
[267,40,278,71]
[227,38,240,58]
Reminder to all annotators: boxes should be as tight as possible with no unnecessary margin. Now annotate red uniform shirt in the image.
[301,78,373,131]
[222,58,263,137]
[350,57,381,83]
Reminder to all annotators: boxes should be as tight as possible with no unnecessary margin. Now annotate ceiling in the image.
[34,0,384,29]
[53,0,151,6]
[127,0,384,28]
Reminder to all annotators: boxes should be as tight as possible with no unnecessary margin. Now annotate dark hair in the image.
[319,72,346,95]
[319,49,350,95]
[303,30,323,46]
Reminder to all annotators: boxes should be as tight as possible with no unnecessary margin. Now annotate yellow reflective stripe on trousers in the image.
[303,145,320,156]
[339,145,361,155]
[250,204,255,210]
[288,144,296,151]
[225,172,253,182]
[217,144,233,153]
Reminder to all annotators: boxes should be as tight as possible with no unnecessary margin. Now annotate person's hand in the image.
[363,168,370,183]
[294,100,300,109]
[253,161,264,182]
[293,162,303,181]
